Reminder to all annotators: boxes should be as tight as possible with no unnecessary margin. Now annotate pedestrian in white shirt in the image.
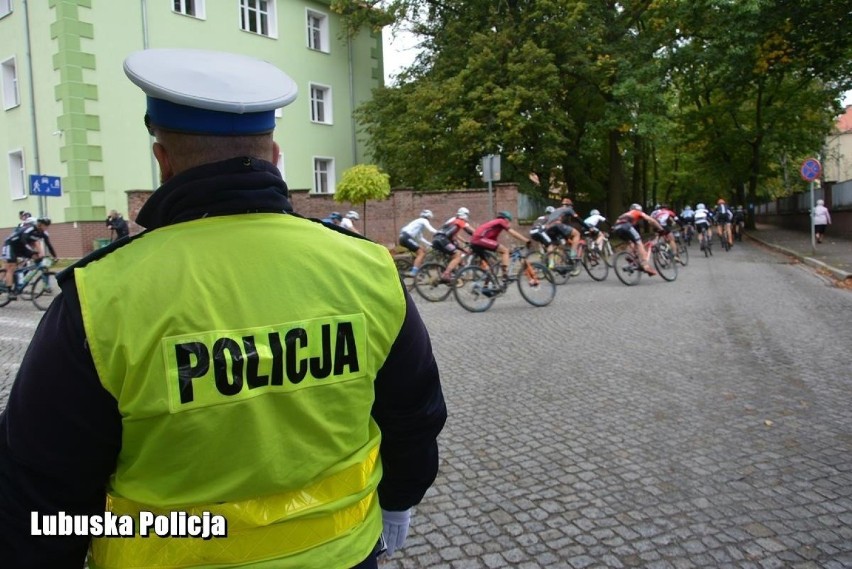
[813,199,831,244]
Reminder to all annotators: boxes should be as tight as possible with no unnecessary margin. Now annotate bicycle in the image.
[413,245,475,302]
[612,234,677,286]
[578,231,609,281]
[393,246,441,291]
[672,229,689,266]
[697,225,713,257]
[718,224,732,252]
[0,258,59,310]
[453,246,556,312]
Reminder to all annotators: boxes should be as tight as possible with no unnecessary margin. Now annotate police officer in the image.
[0,49,446,568]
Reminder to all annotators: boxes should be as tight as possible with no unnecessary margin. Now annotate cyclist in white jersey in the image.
[399,210,438,275]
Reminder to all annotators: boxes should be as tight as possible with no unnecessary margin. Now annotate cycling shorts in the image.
[545,223,575,241]
[398,233,421,253]
[695,221,710,232]
[529,228,552,246]
[612,223,641,243]
[2,243,35,263]
[470,236,499,251]
[432,233,458,255]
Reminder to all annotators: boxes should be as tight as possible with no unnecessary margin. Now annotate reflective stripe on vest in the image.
[76,214,405,568]
[90,444,380,569]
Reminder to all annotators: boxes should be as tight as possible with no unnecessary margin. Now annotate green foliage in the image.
[348,0,852,211]
[334,164,391,204]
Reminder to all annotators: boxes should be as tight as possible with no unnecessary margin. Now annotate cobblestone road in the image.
[2,240,851,568]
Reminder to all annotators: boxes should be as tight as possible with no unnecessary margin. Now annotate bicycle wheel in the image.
[30,271,59,311]
[544,250,570,285]
[676,237,689,266]
[0,269,10,307]
[653,246,678,282]
[613,251,642,286]
[517,262,556,307]
[601,239,615,267]
[453,266,496,312]
[582,246,609,281]
[414,262,452,302]
[394,256,415,290]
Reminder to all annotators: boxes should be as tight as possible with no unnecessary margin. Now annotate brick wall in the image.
[1,184,521,259]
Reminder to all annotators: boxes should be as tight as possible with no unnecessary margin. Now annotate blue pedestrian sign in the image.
[29,175,62,197]
[799,158,821,182]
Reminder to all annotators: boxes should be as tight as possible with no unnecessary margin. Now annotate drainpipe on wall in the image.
[348,36,358,165]
[140,0,159,192]
[22,0,44,217]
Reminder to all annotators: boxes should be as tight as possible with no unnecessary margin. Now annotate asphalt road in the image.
[1,239,851,568]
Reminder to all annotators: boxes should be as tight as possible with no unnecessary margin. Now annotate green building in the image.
[0,0,384,250]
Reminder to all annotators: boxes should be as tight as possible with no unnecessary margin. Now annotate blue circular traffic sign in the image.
[800,158,821,182]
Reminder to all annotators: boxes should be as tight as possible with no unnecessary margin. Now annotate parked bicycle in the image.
[0,258,58,310]
[453,246,556,312]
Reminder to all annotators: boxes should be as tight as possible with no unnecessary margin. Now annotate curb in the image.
[746,234,852,281]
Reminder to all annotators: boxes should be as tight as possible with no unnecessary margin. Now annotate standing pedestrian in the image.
[0,48,446,569]
[106,209,130,241]
[813,199,832,244]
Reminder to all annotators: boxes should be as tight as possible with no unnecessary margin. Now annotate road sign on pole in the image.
[29,175,62,197]
[799,158,821,182]
[481,155,501,218]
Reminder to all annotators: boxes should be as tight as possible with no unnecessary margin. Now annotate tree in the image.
[334,164,391,236]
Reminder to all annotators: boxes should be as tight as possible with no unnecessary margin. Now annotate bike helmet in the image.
[630,203,643,211]
[696,203,706,210]
[497,210,513,222]
[545,206,555,214]
[420,209,433,219]
[589,209,601,216]
[329,212,342,221]
[36,217,51,226]
[345,210,360,220]
[457,207,470,217]
[683,205,693,210]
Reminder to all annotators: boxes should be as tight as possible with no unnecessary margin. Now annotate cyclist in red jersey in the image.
[611,204,663,276]
[470,211,530,280]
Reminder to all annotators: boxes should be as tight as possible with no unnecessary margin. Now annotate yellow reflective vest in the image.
[77,214,405,568]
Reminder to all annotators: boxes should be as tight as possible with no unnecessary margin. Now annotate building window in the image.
[310,84,332,124]
[173,0,205,18]
[307,9,329,53]
[240,0,276,38]
[8,149,25,199]
[313,158,335,194]
[2,57,20,110]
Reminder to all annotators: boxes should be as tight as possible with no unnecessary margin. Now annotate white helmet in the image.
[545,206,555,214]
[630,203,643,211]
[457,207,470,218]
[345,210,360,220]
[590,209,600,216]
[696,203,706,210]
[420,209,433,219]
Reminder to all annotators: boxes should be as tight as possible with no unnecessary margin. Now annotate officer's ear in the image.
[152,142,174,183]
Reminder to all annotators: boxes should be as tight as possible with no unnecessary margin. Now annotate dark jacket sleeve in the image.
[371,290,447,511]
[0,280,121,567]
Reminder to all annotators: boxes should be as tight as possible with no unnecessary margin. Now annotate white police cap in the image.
[123,48,298,136]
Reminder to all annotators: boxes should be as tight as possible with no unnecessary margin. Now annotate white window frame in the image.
[8,149,25,200]
[306,9,329,53]
[2,56,20,110]
[313,157,335,194]
[309,83,332,125]
[0,0,12,20]
[173,0,205,19]
[239,0,277,38]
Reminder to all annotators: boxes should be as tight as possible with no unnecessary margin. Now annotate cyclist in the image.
[322,211,342,225]
[435,207,476,282]
[714,199,733,248]
[469,211,530,281]
[679,205,696,243]
[399,209,438,276]
[340,210,360,234]
[693,203,713,250]
[650,203,682,263]
[544,198,584,259]
[583,208,610,251]
[529,206,555,251]
[732,205,746,241]
[611,204,663,276]
[2,217,57,300]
